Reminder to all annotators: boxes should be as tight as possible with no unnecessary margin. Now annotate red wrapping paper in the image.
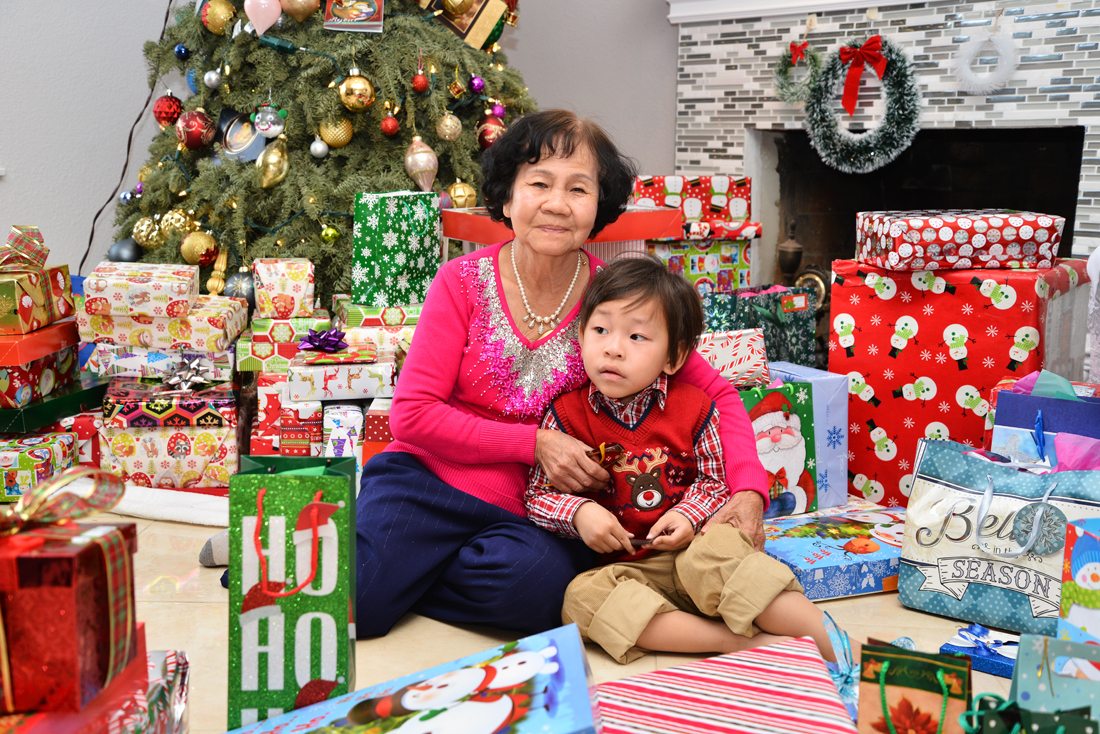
[36,411,104,467]
[362,398,393,464]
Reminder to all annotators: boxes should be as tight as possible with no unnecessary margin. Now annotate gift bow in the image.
[163,355,218,392]
[948,624,1020,661]
[299,327,349,353]
[768,467,789,491]
[0,226,49,274]
[838,36,888,116]
[791,41,809,65]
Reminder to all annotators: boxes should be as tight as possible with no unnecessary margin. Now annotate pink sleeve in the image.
[673,351,769,509]
[388,261,538,466]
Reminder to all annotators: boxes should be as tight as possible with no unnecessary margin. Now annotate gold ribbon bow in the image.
[0,226,52,312]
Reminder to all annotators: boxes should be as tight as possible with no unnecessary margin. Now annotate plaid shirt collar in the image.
[586,373,668,423]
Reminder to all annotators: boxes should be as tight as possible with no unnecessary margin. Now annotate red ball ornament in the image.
[381,113,399,136]
[153,93,183,130]
[175,109,216,150]
[476,113,507,151]
[412,73,430,94]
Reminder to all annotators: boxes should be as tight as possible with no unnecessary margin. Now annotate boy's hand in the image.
[535,430,610,494]
[573,502,634,555]
[644,511,694,551]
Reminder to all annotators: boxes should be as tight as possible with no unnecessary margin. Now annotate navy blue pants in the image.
[355,451,596,638]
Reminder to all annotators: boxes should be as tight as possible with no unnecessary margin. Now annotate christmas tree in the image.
[113,0,531,305]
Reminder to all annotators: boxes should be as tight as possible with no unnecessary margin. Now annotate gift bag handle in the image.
[254,487,324,598]
[879,660,950,734]
[752,302,788,326]
[974,475,1059,559]
[401,200,433,238]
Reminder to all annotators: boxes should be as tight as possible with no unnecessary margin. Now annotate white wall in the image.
[0,1,678,275]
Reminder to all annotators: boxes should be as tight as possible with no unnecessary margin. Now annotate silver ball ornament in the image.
[204,69,222,89]
[310,136,329,159]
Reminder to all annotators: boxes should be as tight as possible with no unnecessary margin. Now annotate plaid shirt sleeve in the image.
[670,402,731,531]
[524,409,591,539]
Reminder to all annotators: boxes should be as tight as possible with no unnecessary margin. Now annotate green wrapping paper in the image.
[702,286,817,367]
[0,377,109,433]
[351,191,441,308]
[228,456,356,729]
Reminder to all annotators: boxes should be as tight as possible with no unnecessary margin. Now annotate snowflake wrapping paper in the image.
[324,403,363,489]
[84,343,235,382]
[342,325,415,356]
[75,294,248,352]
[251,258,315,319]
[695,329,770,387]
[632,174,759,242]
[0,344,79,409]
[287,348,396,402]
[279,400,322,457]
[649,240,753,295]
[983,376,1100,451]
[250,309,331,344]
[235,330,300,372]
[332,294,422,327]
[0,265,73,336]
[829,258,1090,508]
[83,262,199,318]
[857,210,1064,271]
[351,191,442,308]
[0,433,77,501]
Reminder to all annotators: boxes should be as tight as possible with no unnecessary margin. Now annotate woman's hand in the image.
[535,429,610,494]
[573,502,634,555]
[701,491,765,551]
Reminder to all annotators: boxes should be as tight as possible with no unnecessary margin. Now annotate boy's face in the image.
[579,297,679,403]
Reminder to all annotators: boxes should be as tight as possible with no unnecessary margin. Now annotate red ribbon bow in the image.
[838,35,888,116]
[790,41,808,65]
[767,468,788,497]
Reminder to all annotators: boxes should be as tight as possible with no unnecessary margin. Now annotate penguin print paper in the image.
[83,262,199,318]
[829,258,1090,508]
[1058,520,1100,645]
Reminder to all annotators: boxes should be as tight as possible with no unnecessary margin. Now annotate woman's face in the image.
[503,145,599,258]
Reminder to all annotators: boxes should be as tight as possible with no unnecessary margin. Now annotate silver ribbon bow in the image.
[163,355,217,392]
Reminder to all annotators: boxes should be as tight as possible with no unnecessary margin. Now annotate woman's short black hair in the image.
[481,109,638,240]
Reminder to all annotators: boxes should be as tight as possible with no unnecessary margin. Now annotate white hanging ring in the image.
[953,30,1019,95]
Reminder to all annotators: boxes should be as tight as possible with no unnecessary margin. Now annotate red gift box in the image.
[0,320,80,365]
[362,398,393,464]
[632,175,759,241]
[829,258,1090,507]
[256,372,287,444]
[36,411,104,467]
[983,376,1100,449]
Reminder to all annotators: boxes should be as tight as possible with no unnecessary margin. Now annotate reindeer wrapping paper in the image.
[829,258,1089,508]
[82,262,199,318]
[286,348,396,402]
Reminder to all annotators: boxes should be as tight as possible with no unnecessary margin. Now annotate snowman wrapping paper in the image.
[632,175,758,242]
[829,258,1090,508]
[1058,519,1100,645]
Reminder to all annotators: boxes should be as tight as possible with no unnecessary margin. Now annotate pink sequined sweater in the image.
[386,242,769,518]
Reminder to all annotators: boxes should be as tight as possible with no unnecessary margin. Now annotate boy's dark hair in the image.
[579,256,704,368]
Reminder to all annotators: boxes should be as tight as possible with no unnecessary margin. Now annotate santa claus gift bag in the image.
[740,382,818,518]
[228,456,357,729]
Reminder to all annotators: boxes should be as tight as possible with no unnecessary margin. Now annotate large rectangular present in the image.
[251,258,315,319]
[84,342,234,382]
[235,330,300,372]
[342,324,415,356]
[287,347,396,402]
[324,403,363,488]
[333,294,423,327]
[703,286,817,366]
[649,239,753,293]
[35,410,104,467]
[0,376,108,433]
[597,637,855,734]
[0,226,74,335]
[250,308,331,344]
[227,623,597,734]
[633,174,758,241]
[741,381,819,517]
[83,261,199,318]
[0,344,79,409]
[763,506,905,601]
[352,190,442,308]
[280,400,322,457]
[0,432,78,501]
[857,210,1064,271]
[829,258,1090,507]
[695,329,770,387]
[75,293,248,352]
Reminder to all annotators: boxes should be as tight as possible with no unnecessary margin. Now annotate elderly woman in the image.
[356,109,768,637]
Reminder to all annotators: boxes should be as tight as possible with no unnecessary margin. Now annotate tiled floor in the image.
[108,515,1010,734]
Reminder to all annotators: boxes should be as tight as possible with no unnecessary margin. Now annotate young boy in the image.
[525,257,836,665]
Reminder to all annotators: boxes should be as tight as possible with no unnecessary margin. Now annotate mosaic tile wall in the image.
[675,0,1100,254]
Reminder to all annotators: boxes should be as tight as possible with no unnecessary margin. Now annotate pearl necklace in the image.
[511,243,583,335]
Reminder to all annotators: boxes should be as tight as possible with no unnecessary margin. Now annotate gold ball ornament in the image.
[202,0,236,35]
[279,0,320,22]
[160,209,197,238]
[404,136,439,193]
[338,68,375,112]
[442,0,475,15]
[131,216,164,249]
[181,231,218,266]
[321,225,340,243]
[319,118,353,148]
[447,179,477,208]
[256,135,290,189]
[436,113,462,142]
[137,164,152,183]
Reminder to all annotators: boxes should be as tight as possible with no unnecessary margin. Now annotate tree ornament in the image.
[310,135,329,158]
[805,35,920,174]
[134,182,144,195]
[175,108,216,150]
[174,43,191,61]
[773,42,823,105]
[436,113,462,142]
[448,67,465,98]
[153,93,183,130]
[412,72,429,93]
[119,191,134,206]
[107,238,143,263]
[204,69,222,89]
[381,112,399,136]
[447,179,477,208]
[319,118,353,148]
[953,28,1019,95]
[256,134,290,188]
[137,164,152,183]
[481,16,505,50]
[186,69,200,95]
[476,112,506,150]
[224,267,256,309]
[404,136,438,192]
[251,102,288,138]
[321,225,340,243]
[491,102,506,118]
[132,216,164,249]
[181,231,218,265]
[206,244,229,293]
[161,208,197,238]
[504,0,518,25]
[442,0,474,15]
[244,0,282,35]
[439,189,452,208]
[279,0,320,22]
[202,0,236,34]
[469,76,485,94]
[338,68,375,112]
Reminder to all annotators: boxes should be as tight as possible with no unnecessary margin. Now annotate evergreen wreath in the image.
[805,36,921,175]
[773,44,823,105]
[953,29,1019,95]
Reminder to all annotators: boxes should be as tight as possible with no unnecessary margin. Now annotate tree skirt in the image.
[61,476,229,527]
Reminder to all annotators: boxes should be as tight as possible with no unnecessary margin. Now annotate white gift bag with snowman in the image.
[899,438,1100,636]
[1058,519,1100,644]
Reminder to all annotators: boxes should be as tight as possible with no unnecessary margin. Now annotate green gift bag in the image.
[228,456,357,729]
[702,286,817,367]
[738,381,817,518]
[352,190,442,308]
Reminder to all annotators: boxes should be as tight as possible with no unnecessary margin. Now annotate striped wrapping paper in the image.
[596,637,856,734]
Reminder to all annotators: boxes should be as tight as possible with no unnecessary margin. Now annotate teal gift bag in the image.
[702,286,816,367]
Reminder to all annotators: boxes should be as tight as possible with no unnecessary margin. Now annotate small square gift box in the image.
[695,328,770,387]
[0,432,78,501]
[235,329,301,373]
[939,624,1019,679]
[280,400,322,457]
[250,308,331,344]
[84,342,235,382]
[333,294,422,327]
[82,261,199,318]
[0,226,75,335]
[251,258,315,319]
[342,324,415,356]
[287,346,396,402]
[75,293,247,352]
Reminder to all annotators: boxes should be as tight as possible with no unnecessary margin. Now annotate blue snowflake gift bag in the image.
[352,191,442,308]
[740,381,818,518]
[899,438,1100,636]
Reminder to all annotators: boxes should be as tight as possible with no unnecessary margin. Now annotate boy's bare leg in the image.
[636,610,791,655]
[753,591,837,662]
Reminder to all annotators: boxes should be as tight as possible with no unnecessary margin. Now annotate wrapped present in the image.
[649,239,753,294]
[101,379,240,491]
[0,344,79,409]
[352,191,442,308]
[249,417,277,456]
[84,343,234,382]
[333,294,423,327]
[703,286,816,366]
[740,382,819,517]
[235,330,300,372]
[287,347,396,402]
[280,400,322,457]
[342,325,415,356]
[0,377,108,434]
[857,210,1064,271]
[829,258,1090,507]
[0,319,79,365]
[250,308,331,344]
[34,410,104,467]
[83,261,199,318]
[251,258,315,319]
[0,432,78,500]
[324,403,363,488]
[632,175,759,241]
[0,226,74,335]
[695,329,770,387]
[983,375,1100,450]
[858,640,971,734]
[255,373,287,453]
[1058,519,1100,645]
[769,363,849,509]
[75,293,248,352]
[940,624,1019,679]
[226,623,595,734]
[763,506,905,601]
[362,398,393,465]
[598,637,855,734]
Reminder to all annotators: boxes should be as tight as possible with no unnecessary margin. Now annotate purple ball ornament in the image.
[135,182,144,194]
[491,102,506,118]
[469,76,485,94]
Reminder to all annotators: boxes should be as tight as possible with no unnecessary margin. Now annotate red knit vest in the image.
[551,381,715,562]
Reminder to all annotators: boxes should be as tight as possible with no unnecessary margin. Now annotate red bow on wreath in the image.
[838,35,889,116]
[790,41,808,65]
